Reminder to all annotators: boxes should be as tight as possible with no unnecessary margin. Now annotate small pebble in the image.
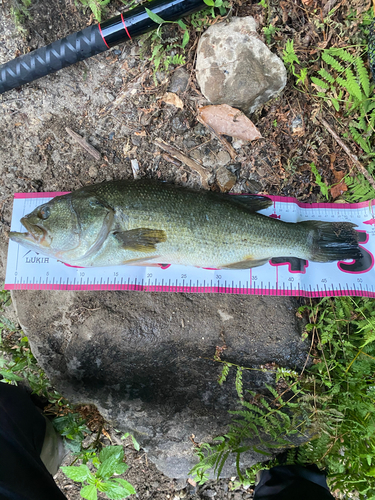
[216,150,231,166]
[171,115,188,135]
[232,493,243,500]
[203,489,217,497]
[290,115,304,135]
[216,166,236,192]
[88,165,98,178]
[169,67,190,93]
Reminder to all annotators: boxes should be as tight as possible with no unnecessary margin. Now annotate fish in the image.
[9,180,361,269]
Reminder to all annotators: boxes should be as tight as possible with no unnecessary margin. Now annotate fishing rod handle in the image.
[0,25,107,95]
[0,0,206,95]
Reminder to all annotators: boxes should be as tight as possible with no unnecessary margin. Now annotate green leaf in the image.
[102,479,135,499]
[99,445,124,465]
[0,370,24,381]
[176,19,187,30]
[113,478,136,496]
[80,484,98,500]
[330,97,339,112]
[203,0,215,5]
[131,435,140,451]
[145,7,165,25]
[61,465,92,483]
[181,29,190,49]
[97,455,122,481]
[311,76,330,90]
[114,463,128,475]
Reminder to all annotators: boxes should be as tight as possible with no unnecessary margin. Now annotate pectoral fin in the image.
[222,257,269,269]
[114,228,167,252]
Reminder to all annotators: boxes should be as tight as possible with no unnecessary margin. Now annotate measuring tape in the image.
[5,193,375,297]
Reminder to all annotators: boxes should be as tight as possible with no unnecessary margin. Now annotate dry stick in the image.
[65,127,101,161]
[154,138,210,189]
[318,117,375,190]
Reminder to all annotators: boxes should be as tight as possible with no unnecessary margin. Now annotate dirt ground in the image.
[55,435,256,500]
[0,0,370,497]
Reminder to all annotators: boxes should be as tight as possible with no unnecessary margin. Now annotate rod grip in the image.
[0,24,107,94]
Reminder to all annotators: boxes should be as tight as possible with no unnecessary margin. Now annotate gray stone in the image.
[196,17,287,114]
[171,114,189,135]
[11,290,307,478]
[169,68,190,93]
[216,151,231,167]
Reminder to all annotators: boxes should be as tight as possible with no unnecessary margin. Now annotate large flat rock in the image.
[12,290,307,477]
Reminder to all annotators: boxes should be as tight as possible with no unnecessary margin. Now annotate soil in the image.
[0,0,368,497]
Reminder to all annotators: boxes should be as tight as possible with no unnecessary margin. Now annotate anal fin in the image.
[114,228,167,252]
[222,257,269,269]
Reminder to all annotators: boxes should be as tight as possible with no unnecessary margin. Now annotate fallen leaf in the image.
[161,92,184,109]
[188,478,197,487]
[332,169,345,182]
[330,181,348,200]
[198,104,262,142]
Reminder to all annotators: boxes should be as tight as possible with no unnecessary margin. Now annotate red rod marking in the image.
[98,23,110,49]
[121,14,132,40]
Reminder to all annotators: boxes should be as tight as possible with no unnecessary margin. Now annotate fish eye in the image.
[38,206,50,220]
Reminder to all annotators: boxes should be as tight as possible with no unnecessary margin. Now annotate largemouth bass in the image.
[9,180,361,269]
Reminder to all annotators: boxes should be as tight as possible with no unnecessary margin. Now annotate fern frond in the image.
[218,363,230,385]
[311,77,330,89]
[321,52,345,73]
[345,68,364,101]
[235,367,244,399]
[349,126,371,153]
[367,109,375,132]
[355,57,371,97]
[328,47,355,64]
[318,67,336,84]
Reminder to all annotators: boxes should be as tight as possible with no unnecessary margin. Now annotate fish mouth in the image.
[16,218,52,247]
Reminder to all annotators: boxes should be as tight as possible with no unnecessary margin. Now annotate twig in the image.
[131,158,141,179]
[65,127,101,161]
[154,138,210,189]
[318,117,375,190]
[322,0,341,17]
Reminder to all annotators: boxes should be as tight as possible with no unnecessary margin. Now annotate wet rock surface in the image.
[12,290,307,478]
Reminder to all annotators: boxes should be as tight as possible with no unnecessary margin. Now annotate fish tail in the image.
[300,221,361,262]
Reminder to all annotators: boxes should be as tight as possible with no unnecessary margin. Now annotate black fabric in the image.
[253,465,335,500]
[0,383,67,500]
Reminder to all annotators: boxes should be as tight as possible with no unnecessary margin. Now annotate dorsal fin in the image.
[228,194,272,213]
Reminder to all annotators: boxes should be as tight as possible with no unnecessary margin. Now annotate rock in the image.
[216,166,236,192]
[171,114,188,135]
[174,478,187,491]
[196,17,287,115]
[203,489,217,497]
[88,165,98,178]
[216,151,231,167]
[169,68,190,93]
[12,291,308,478]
